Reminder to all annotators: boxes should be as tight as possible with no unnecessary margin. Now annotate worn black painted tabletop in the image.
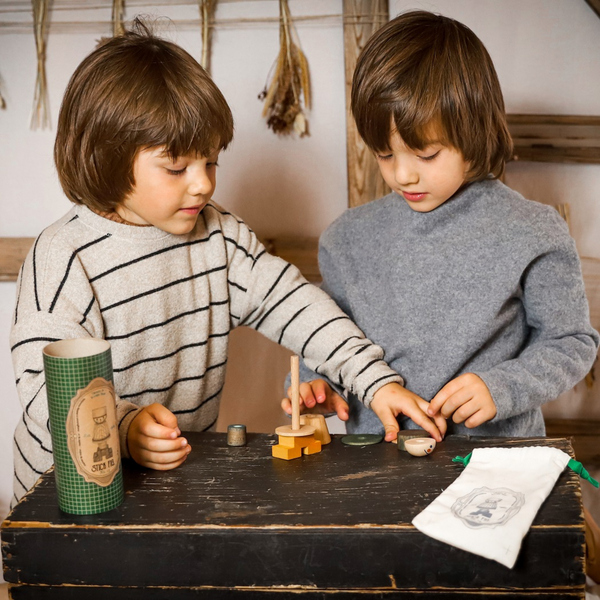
[1,433,586,597]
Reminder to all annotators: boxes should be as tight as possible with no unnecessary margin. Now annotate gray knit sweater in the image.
[296,179,599,437]
[10,201,402,504]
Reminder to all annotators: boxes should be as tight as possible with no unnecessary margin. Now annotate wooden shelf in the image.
[545,418,600,467]
[508,114,600,164]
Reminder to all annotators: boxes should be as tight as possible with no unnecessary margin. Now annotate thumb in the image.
[373,405,399,442]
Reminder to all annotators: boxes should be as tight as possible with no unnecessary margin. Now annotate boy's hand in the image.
[281,379,349,421]
[427,373,497,428]
[127,403,191,470]
[370,383,446,443]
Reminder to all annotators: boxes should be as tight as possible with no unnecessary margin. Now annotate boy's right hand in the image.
[127,403,191,470]
[370,383,447,443]
[281,379,349,421]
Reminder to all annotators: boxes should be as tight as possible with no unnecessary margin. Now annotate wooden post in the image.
[343,0,389,208]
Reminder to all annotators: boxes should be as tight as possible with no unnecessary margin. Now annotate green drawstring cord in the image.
[568,458,599,488]
[452,453,472,467]
[452,453,599,488]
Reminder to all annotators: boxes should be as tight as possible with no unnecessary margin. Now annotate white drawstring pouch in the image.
[412,446,571,568]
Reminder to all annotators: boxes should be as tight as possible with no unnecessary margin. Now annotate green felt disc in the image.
[340,434,383,446]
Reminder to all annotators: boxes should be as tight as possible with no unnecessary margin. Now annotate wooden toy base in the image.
[272,434,322,460]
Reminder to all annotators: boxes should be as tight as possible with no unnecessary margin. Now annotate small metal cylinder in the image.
[227,424,247,447]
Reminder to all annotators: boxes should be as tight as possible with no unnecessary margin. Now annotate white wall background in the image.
[1,0,600,547]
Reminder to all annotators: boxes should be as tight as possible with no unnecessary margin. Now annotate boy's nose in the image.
[189,170,214,196]
[394,161,419,186]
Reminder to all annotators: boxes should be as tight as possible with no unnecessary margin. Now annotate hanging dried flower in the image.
[259,0,311,137]
[30,0,50,130]
[112,0,125,37]
[0,90,5,110]
[199,0,217,73]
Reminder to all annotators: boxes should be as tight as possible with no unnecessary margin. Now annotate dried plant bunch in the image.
[260,0,311,136]
[112,0,125,37]
[199,0,218,73]
[31,0,50,130]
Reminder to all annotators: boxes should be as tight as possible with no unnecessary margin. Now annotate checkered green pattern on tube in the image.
[43,345,124,514]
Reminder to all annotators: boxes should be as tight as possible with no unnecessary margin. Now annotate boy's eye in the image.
[166,167,186,175]
[207,161,219,168]
[418,150,441,161]
[376,154,393,161]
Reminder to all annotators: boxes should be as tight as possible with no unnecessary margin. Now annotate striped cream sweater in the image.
[10,201,401,504]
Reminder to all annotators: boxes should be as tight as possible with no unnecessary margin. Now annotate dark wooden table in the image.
[1,433,586,599]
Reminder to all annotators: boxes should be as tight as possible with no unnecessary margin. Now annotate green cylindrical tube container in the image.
[43,339,124,514]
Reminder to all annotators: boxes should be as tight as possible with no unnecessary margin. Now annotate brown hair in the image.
[351,11,513,181]
[55,19,234,211]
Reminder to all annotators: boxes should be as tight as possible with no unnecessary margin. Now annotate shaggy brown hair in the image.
[55,19,234,211]
[351,11,513,181]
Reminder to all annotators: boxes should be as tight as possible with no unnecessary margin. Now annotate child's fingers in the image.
[145,403,179,431]
[428,378,463,416]
[299,382,318,409]
[142,453,191,471]
[375,405,401,442]
[137,444,191,466]
[404,404,442,443]
[331,393,350,421]
[141,435,190,453]
[310,379,331,405]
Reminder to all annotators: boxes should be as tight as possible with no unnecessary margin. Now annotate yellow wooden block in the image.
[272,434,322,460]
[272,444,302,460]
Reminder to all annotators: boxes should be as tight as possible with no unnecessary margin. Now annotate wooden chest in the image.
[1,433,585,598]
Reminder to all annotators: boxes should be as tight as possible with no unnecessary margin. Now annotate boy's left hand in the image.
[427,373,497,428]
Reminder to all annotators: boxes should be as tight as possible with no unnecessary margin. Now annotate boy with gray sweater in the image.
[284,11,599,441]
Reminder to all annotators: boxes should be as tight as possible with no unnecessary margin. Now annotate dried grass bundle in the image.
[259,0,311,137]
[112,0,125,37]
[30,0,50,130]
[0,90,5,110]
[199,0,217,73]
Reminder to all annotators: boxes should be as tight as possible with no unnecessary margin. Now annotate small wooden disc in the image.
[275,424,316,437]
[340,434,383,446]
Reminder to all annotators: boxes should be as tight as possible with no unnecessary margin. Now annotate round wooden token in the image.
[340,434,383,446]
[275,424,315,437]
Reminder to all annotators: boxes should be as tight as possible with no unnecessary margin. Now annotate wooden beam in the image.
[0,237,34,281]
[545,419,600,467]
[343,0,389,207]
[508,114,600,165]
[585,0,600,19]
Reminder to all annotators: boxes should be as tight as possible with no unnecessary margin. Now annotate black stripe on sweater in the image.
[25,382,46,417]
[113,332,229,373]
[14,438,44,475]
[105,299,229,340]
[119,360,227,399]
[228,279,247,293]
[14,469,28,493]
[89,229,223,283]
[49,234,111,313]
[100,264,227,313]
[22,413,52,453]
[361,374,399,403]
[277,305,309,345]
[248,282,309,331]
[118,407,139,432]
[11,336,60,352]
[323,335,361,365]
[32,235,42,311]
[16,368,43,385]
[354,358,382,379]
[79,296,96,326]
[173,385,223,416]
[244,263,292,325]
[14,264,24,325]
[300,315,351,356]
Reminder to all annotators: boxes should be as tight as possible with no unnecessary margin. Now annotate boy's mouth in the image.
[179,206,202,215]
[402,191,427,202]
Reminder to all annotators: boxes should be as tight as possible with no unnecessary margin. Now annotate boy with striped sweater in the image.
[10,21,445,505]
